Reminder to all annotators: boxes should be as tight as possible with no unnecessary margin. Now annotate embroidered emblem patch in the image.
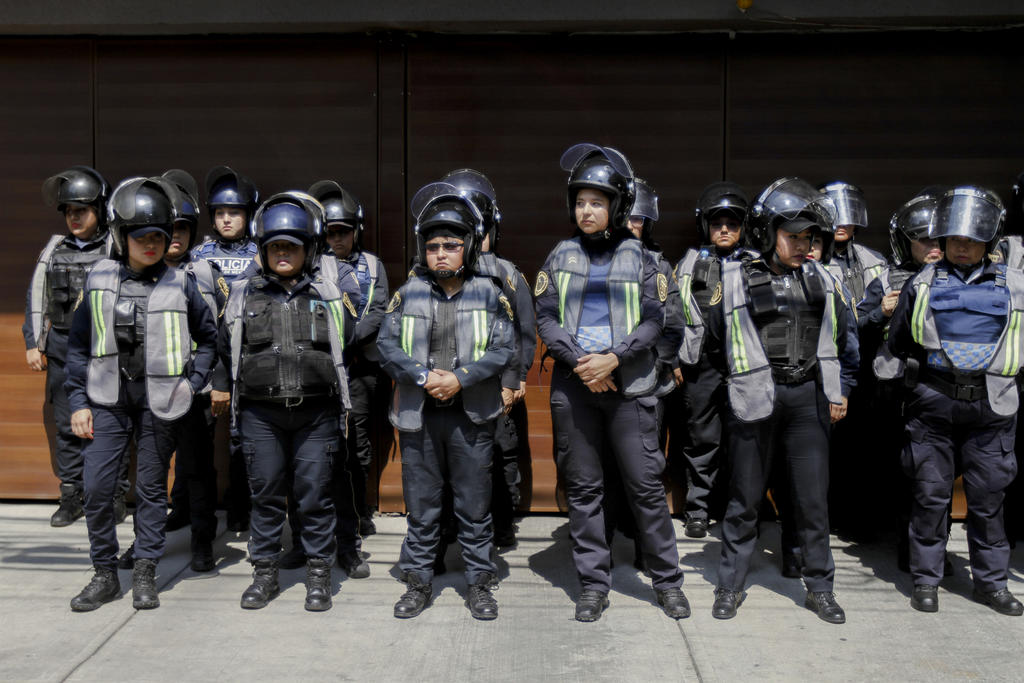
[709,282,723,306]
[534,271,549,296]
[342,292,358,318]
[386,292,402,313]
[499,294,514,322]
[217,277,230,298]
[657,273,669,302]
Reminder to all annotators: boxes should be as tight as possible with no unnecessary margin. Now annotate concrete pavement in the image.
[0,503,1022,682]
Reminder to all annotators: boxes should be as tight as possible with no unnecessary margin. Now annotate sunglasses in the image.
[425,241,464,254]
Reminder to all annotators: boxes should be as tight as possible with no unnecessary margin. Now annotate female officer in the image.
[535,143,688,623]
[698,178,859,624]
[888,186,1024,617]
[220,192,357,612]
[377,182,513,621]
[65,177,218,611]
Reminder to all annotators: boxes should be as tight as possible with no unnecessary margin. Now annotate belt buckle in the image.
[953,384,978,401]
[284,396,304,408]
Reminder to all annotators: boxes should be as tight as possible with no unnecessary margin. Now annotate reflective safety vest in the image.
[319,251,383,362]
[389,275,506,431]
[828,243,887,302]
[1002,235,1024,271]
[872,266,916,381]
[183,258,219,320]
[84,260,194,421]
[907,263,1024,415]
[722,259,844,422]
[548,238,657,397]
[674,249,706,366]
[28,232,112,349]
[224,275,351,414]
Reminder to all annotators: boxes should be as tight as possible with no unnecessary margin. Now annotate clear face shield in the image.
[630,181,659,222]
[820,183,868,228]
[929,188,1005,243]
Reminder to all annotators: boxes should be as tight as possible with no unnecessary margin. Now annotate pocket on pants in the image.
[242,441,264,492]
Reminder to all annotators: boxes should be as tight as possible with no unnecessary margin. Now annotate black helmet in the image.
[441,169,501,249]
[411,181,486,276]
[1009,170,1024,236]
[251,191,325,274]
[694,181,748,243]
[42,165,110,224]
[204,165,259,218]
[888,187,944,265]
[930,186,1005,251]
[629,177,659,247]
[308,180,365,247]
[818,181,868,230]
[107,176,180,257]
[560,143,635,235]
[749,177,837,259]
[161,169,201,248]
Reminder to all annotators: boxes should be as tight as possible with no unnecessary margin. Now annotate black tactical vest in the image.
[238,282,338,400]
[690,250,723,313]
[114,276,152,381]
[47,241,109,330]
[753,269,826,367]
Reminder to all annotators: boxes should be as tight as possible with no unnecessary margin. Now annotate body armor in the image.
[191,238,258,283]
[827,243,887,303]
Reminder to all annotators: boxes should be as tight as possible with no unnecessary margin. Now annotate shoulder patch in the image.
[534,270,549,297]
[709,282,723,306]
[73,289,84,311]
[386,291,402,313]
[506,275,517,293]
[657,273,669,302]
[407,268,416,280]
[498,294,514,322]
[342,292,358,318]
[217,277,229,298]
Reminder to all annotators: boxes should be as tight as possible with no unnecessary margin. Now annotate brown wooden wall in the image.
[2,31,1021,513]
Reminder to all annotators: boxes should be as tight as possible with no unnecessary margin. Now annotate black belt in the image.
[770,360,817,385]
[920,370,987,401]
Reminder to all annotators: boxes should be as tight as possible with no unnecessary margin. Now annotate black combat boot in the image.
[466,575,499,620]
[113,491,128,525]
[132,558,160,609]
[240,560,279,609]
[51,483,84,527]
[393,575,433,618]
[190,538,215,573]
[337,549,370,579]
[305,558,333,612]
[70,568,120,612]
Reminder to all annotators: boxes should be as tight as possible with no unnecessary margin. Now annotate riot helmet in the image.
[818,181,869,231]
[629,178,659,248]
[888,187,944,265]
[42,165,110,226]
[251,191,325,274]
[204,165,259,218]
[441,169,501,250]
[560,143,636,237]
[161,169,201,248]
[411,181,486,277]
[107,176,180,257]
[308,179,365,246]
[695,181,748,244]
[749,177,837,261]
[929,186,1005,250]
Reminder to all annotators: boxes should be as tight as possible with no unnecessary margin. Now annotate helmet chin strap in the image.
[434,265,465,280]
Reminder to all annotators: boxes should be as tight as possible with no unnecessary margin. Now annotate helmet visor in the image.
[443,169,497,204]
[559,143,633,178]
[631,181,659,221]
[822,184,868,228]
[931,188,1004,243]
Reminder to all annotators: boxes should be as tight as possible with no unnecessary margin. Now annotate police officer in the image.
[161,169,227,572]
[25,166,129,527]
[672,181,756,539]
[192,165,260,532]
[536,143,689,623]
[888,186,1024,617]
[65,177,218,611]
[819,181,888,304]
[996,171,1024,269]
[442,168,536,548]
[377,182,513,620]
[309,180,388,578]
[701,178,859,624]
[221,192,357,612]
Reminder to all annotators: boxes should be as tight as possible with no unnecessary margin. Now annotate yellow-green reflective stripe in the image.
[627,282,640,332]
[679,274,694,325]
[326,300,345,351]
[90,290,106,356]
[163,311,181,374]
[1002,311,1021,376]
[401,316,414,357]
[557,271,572,327]
[472,310,487,361]
[730,309,749,374]
[867,265,883,280]
[830,294,839,345]
[911,283,930,345]
[363,283,374,318]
